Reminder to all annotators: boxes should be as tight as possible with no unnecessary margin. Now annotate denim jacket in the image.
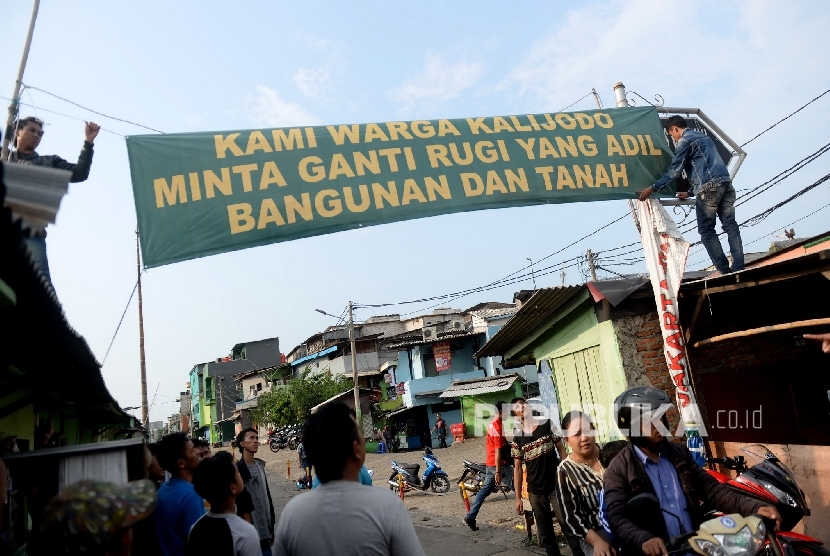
[651,129,730,196]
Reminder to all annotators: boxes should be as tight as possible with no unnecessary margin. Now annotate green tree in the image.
[249,367,352,428]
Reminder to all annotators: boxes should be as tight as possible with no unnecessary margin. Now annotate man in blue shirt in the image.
[603,387,780,556]
[155,432,205,556]
[638,116,744,275]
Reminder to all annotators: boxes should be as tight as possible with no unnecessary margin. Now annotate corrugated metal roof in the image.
[470,307,519,320]
[2,162,71,233]
[439,374,519,398]
[289,345,339,366]
[388,330,477,349]
[474,286,585,358]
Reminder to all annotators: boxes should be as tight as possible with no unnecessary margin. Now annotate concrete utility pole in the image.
[2,0,40,160]
[586,249,598,282]
[348,301,361,426]
[136,230,149,431]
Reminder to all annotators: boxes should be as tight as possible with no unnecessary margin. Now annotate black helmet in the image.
[614,386,672,431]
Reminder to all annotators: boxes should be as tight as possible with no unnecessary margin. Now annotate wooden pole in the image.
[693,318,830,348]
[349,301,361,426]
[2,0,40,160]
[136,230,149,431]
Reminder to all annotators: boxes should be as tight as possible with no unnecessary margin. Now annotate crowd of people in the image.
[462,387,784,556]
[36,401,424,556]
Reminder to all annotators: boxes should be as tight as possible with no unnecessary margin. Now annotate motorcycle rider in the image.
[603,386,782,556]
[464,401,513,531]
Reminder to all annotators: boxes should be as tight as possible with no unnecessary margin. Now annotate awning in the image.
[587,277,649,306]
[413,389,446,398]
[356,369,384,377]
[383,405,415,418]
[439,374,519,398]
[235,398,258,410]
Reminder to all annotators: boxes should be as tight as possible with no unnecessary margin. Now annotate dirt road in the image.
[253,436,571,556]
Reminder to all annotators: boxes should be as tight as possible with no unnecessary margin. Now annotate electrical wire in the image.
[101,276,141,366]
[22,84,165,134]
[358,214,630,309]
[0,95,125,137]
[740,171,830,227]
[676,140,830,234]
[741,88,830,147]
[685,199,830,269]
[686,171,828,250]
[559,91,595,112]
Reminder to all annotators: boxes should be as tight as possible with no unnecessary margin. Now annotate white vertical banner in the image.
[637,199,703,429]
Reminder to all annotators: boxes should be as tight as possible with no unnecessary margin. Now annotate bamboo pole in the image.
[693,318,830,347]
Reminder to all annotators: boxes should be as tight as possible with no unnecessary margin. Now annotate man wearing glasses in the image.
[11,116,100,281]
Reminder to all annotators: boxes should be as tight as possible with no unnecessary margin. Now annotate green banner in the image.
[127,106,673,267]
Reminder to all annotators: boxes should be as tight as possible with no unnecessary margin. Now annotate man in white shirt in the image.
[274,402,425,556]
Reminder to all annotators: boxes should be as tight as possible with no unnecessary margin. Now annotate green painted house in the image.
[476,282,678,443]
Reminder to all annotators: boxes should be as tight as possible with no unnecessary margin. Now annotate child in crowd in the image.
[187,452,260,556]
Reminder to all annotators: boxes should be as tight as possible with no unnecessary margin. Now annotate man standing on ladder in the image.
[638,115,744,275]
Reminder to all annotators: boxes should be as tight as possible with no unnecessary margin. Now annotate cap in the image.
[41,479,157,552]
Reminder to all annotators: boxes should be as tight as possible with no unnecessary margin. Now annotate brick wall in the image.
[613,311,681,432]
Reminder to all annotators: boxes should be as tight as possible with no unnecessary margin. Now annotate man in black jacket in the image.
[235,428,276,556]
[604,387,780,556]
[11,116,100,281]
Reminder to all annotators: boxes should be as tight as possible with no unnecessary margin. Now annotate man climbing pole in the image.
[638,115,744,275]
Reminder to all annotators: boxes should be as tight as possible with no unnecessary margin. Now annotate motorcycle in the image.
[268,430,289,452]
[628,493,773,556]
[388,447,450,494]
[458,459,511,498]
[706,444,827,556]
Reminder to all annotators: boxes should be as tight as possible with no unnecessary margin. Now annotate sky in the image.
[2,0,829,423]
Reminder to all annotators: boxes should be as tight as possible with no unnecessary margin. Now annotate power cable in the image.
[739,171,830,228]
[677,140,830,234]
[559,91,594,112]
[740,88,830,147]
[686,200,830,269]
[22,84,165,134]
[101,276,141,367]
[358,214,630,309]
[1,95,125,137]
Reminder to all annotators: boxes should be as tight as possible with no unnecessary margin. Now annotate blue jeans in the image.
[696,181,743,274]
[23,234,52,283]
[467,465,512,521]
[261,547,272,556]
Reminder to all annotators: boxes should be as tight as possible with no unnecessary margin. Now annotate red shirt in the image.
[485,417,507,467]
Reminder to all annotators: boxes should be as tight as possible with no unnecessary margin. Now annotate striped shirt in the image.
[556,457,604,538]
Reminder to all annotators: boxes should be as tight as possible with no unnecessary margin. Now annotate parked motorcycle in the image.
[706,444,828,556]
[388,447,450,494]
[268,430,289,452]
[458,459,511,498]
